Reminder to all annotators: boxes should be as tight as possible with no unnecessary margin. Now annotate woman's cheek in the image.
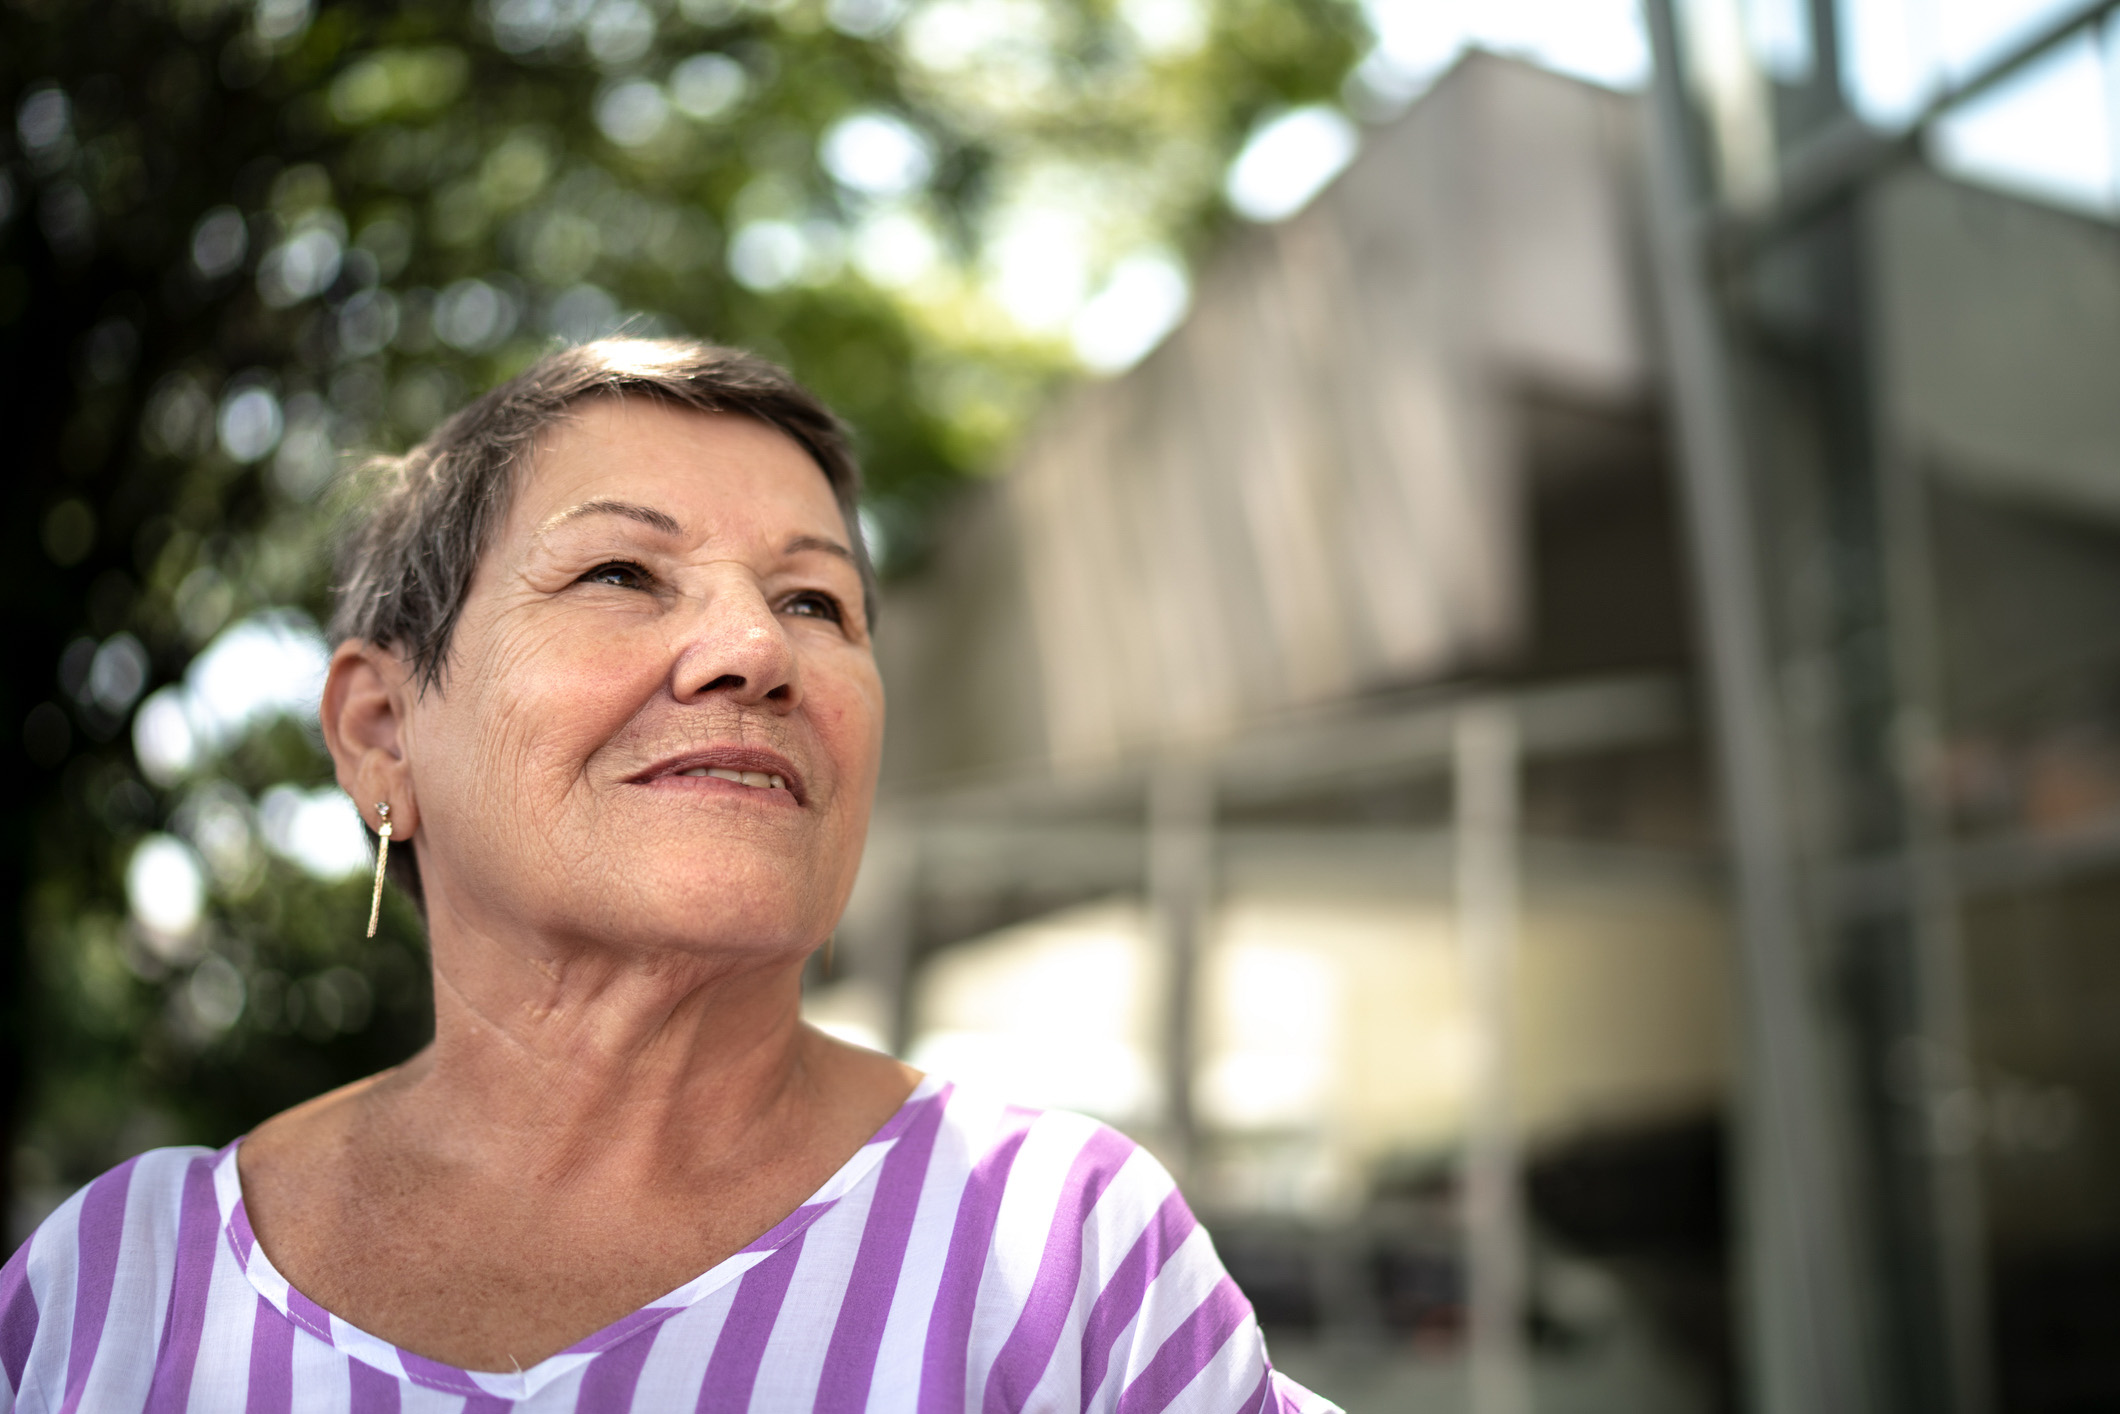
[812,646,884,732]
[434,638,629,801]
[509,612,668,727]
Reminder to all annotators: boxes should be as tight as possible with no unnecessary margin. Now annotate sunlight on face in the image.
[401,397,884,960]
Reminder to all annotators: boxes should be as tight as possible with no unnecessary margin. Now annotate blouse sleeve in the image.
[1074,1140,1342,1414]
[0,1236,33,1414]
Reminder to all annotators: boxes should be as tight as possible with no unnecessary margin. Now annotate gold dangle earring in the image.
[366,802,393,937]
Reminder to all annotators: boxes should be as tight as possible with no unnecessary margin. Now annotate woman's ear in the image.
[321,640,419,840]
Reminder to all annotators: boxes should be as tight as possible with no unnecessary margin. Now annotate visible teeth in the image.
[673,765,788,790]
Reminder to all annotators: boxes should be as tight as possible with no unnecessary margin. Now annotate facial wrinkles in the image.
[407,611,609,932]
[433,594,840,841]
[469,610,609,783]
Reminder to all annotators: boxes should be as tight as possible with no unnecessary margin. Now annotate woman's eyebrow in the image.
[537,499,684,537]
[784,533,854,563]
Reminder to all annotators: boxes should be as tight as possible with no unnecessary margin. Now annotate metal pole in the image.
[1876,436,1995,1414]
[1790,5,1990,1407]
[1149,757,1212,1183]
[1640,2,1877,1409]
[1455,700,1528,1414]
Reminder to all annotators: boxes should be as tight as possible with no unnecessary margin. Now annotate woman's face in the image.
[385,397,882,963]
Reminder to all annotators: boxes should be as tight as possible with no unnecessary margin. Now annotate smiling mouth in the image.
[635,748,807,804]
[673,766,788,791]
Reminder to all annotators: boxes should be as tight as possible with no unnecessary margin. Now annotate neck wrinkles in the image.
[388,899,818,1186]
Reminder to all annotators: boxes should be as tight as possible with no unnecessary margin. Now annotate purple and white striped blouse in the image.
[0,1077,1336,1413]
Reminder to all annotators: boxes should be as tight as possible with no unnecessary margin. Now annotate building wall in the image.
[1874,167,2120,522]
[878,56,1659,784]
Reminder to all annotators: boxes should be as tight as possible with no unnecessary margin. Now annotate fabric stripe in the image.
[1114,1276,1249,1414]
[0,1238,37,1394]
[736,1203,831,1258]
[247,1294,295,1414]
[863,1079,943,1147]
[917,1109,1037,1414]
[348,1359,403,1414]
[850,1089,1003,1410]
[574,1319,659,1414]
[980,1126,1136,1413]
[191,1194,266,1410]
[57,1154,138,1414]
[286,1315,356,1414]
[461,1396,514,1413]
[144,1153,221,1414]
[810,1086,950,1413]
[285,1286,337,1345]
[1264,1369,1310,1414]
[721,1076,938,1264]
[627,1278,739,1409]
[1240,1366,1272,1414]
[228,1199,259,1268]
[695,1228,809,1414]
[1077,1190,1195,1410]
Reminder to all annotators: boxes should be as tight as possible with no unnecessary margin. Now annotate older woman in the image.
[2,340,1334,1413]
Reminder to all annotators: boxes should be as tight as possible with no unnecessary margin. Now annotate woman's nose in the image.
[670,579,800,709]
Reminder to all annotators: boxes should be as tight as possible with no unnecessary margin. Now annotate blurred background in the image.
[5,0,2119,1409]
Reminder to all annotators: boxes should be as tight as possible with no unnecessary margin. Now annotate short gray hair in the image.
[329,337,875,914]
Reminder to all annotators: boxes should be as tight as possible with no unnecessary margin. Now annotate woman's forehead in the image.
[518,397,843,537]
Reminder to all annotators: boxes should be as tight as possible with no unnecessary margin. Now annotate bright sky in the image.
[1855,0,2120,217]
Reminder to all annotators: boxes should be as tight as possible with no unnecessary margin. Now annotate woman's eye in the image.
[781,591,844,624]
[579,561,651,590]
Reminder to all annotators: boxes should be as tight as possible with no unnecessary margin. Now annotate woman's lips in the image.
[631,747,807,804]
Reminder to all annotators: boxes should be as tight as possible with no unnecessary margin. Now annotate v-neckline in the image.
[213,1075,946,1401]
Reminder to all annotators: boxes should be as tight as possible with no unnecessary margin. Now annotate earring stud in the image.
[366,802,393,937]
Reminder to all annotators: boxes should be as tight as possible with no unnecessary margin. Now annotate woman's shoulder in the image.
[4,1144,223,1304]
[925,1081,1188,1238]
[4,1145,227,1406]
[913,1089,1347,1412]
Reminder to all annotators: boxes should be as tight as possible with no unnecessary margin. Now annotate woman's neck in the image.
[377,901,830,1188]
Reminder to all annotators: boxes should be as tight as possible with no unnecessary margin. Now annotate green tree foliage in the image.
[0,0,1361,1222]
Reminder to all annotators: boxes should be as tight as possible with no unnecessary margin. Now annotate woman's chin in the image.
[586,873,838,960]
